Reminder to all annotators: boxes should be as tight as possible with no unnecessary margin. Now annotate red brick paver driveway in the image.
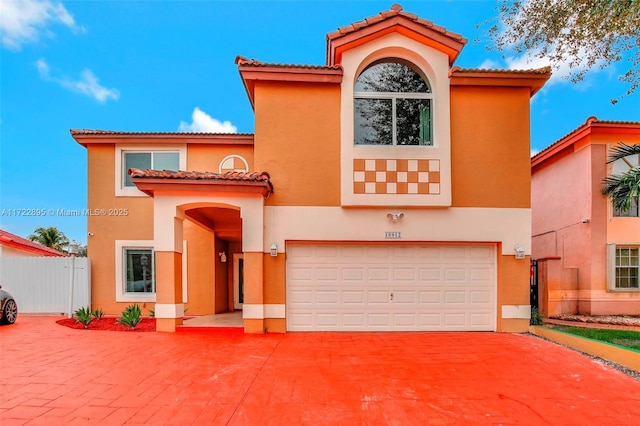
[1,316,640,425]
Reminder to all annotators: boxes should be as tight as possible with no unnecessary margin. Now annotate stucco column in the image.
[154,203,185,332]
[242,251,265,333]
[239,199,265,333]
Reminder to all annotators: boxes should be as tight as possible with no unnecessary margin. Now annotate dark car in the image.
[0,285,17,325]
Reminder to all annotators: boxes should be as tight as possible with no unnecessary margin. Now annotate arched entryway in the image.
[128,168,273,332]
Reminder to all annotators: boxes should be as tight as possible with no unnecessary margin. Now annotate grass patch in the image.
[550,325,640,350]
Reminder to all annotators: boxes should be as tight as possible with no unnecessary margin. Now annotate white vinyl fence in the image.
[0,257,91,315]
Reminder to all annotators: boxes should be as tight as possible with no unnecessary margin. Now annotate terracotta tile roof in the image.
[327,4,465,43]
[128,168,274,196]
[450,66,552,75]
[235,56,342,71]
[70,129,253,136]
[531,116,640,166]
[0,229,67,257]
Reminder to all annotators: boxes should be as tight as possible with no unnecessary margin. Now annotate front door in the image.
[233,254,244,310]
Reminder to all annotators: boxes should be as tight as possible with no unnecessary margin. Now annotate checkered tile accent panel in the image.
[353,159,441,195]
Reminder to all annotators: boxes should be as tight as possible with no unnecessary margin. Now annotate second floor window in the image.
[123,151,179,187]
[354,60,433,146]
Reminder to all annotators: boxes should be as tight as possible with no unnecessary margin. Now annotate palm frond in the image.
[607,143,640,164]
[602,167,640,211]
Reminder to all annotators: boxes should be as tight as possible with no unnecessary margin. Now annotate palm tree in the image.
[602,143,640,212]
[28,226,70,253]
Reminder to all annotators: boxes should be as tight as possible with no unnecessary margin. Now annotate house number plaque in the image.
[385,232,401,239]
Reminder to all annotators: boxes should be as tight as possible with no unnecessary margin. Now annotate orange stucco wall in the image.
[183,220,214,315]
[496,252,531,332]
[263,254,285,305]
[187,144,254,173]
[450,86,532,208]
[87,145,154,315]
[87,144,235,316]
[253,82,341,207]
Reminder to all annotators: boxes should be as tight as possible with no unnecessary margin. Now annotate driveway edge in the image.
[530,325,640,373]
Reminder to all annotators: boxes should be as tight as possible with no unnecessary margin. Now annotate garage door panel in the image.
[367,291,389,304]
[286,244,496,331]
[393,268,416,280]
[316,268,339,281]
[368,268,390,280]
[342,268,364,280]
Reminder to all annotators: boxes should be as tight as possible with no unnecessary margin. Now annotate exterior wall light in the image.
[386,213,404,222]
[514,245,525,260]
[270,242,278,257]
[218,252,227,263]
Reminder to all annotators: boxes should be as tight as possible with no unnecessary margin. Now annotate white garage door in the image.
[286,244,496,331]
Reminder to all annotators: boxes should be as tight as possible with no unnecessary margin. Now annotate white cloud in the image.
[503,47,606,88]
[0,0,85,50]
[478,59,500,69]
[178,107,237,133]
[35,58,119,103]
[531,148,540,157]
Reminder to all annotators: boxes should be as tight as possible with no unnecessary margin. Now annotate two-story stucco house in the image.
[532,117,640,317]
[71,5,550,333]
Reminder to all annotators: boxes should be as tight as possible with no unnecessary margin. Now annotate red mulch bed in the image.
[56,317,156,332]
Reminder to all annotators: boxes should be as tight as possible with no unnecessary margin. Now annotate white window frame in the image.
[354,61,434,147]
[115,145,187,197]
[115,240,156,302]
[219,155,249,173]
[607,244,640,291]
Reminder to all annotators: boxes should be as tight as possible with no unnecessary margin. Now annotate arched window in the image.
[354,59,433,146]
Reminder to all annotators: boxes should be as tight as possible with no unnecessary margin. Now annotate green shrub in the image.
[92,308,104,320]
[74,306,93,329]
[117,303,142,329]
[148,308,155,318]
[530,308,543,325]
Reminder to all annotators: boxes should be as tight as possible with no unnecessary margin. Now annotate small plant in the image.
[92,308,104,320]
[74,306,93,329]
[530,308,543,325]
[148,309,155,318]
[117,303,142,329]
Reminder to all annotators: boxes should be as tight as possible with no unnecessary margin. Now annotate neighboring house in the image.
[71,5,550,333]
[531,117,640,317]
[0,229,66,257]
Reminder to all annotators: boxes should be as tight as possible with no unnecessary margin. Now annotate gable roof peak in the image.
[326,4,467,66]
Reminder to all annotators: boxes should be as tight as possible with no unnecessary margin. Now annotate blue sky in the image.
[1,0,638,245]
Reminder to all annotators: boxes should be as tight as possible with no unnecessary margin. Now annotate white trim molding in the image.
[115,240,156,303]
[154,303,184,319]
[115,144,187,197]
[242,304,286,319]
[501,305,531,319]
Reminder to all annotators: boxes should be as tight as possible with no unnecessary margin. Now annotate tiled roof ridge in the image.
[70,129,253,136]
[327,3,466,43]
[0,229,67,257]
[128,168,272,183]
[235,55,342,71]
[532,116,640,162]
[450,66,552,75]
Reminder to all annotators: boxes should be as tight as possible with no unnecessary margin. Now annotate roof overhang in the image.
[0,235,66,257]
[449,67,552,96]
[129,169,274,199]
[532,117,640,168]
[70,131,254,148]
[235,56,343,109]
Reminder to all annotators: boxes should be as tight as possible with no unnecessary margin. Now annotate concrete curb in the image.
[530,325,640,373]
